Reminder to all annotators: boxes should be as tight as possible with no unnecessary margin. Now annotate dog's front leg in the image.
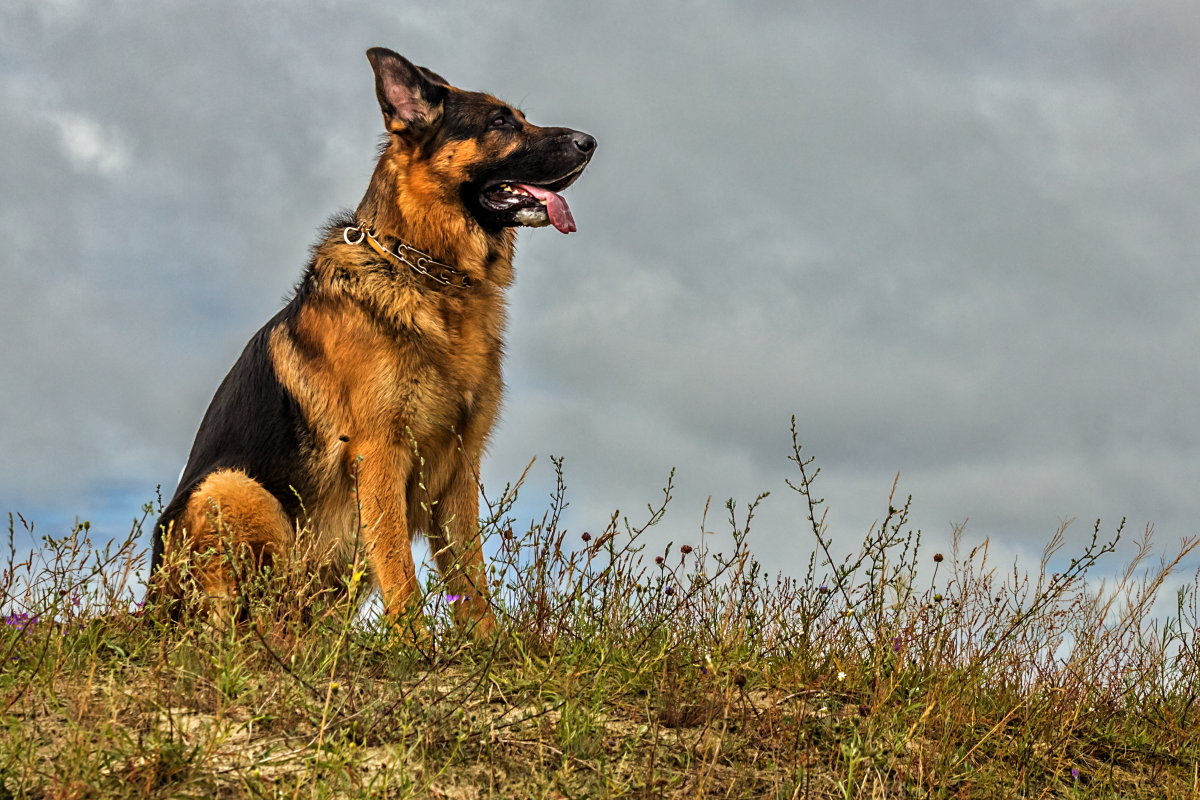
[428,461,496,638]
[352,445,422,630]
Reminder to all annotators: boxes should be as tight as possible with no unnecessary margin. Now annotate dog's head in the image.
[366,47,595,234]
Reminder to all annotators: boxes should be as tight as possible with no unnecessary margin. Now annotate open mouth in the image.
[479,163,587,234]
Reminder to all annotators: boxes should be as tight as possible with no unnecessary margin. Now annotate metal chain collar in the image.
[342,223,474,289]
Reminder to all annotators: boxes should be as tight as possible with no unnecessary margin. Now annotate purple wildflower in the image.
[445,594,463,604]
[1071,767,1080,780]
[3,612,39,632]
[664,586,675,596]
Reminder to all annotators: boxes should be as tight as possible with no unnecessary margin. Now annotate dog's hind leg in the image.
[170,468,293,620]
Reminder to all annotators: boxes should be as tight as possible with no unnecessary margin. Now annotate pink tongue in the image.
[515,183,576,233]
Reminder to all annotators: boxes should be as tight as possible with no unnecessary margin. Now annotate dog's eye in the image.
[489,115,512,130]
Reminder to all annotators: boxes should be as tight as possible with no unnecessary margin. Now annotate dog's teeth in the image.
[494,183,540,199]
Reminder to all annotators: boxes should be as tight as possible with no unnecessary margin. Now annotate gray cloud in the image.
[2,2,1197,575]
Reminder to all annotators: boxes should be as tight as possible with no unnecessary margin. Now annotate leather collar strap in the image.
[342,223,474,289]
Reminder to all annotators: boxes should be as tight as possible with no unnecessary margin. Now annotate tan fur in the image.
[265,271,503,631]
[173,469,293,618]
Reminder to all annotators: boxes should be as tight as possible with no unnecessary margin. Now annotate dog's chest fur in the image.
[265,228,512,549]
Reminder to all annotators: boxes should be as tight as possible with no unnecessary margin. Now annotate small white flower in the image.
[837,671,846,682]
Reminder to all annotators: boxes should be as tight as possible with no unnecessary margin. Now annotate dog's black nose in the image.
[572,132,597,154]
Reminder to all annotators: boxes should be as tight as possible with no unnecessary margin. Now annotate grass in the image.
[3,423,1200,798]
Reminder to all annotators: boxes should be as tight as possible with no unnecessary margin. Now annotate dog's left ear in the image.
[366,47,448,136]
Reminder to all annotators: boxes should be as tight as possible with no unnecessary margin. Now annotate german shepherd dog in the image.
[150,47,595,636]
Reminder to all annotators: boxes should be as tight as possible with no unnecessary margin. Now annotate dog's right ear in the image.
[366,47,448,136]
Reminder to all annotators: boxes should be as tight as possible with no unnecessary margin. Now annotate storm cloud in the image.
[2,1,1198,575]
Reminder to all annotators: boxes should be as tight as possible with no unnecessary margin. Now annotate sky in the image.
[2,1,1198,585]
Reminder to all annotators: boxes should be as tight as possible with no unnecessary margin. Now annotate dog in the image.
[149,47,595,636]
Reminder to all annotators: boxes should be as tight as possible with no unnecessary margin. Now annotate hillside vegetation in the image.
[3,430,1200,799]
